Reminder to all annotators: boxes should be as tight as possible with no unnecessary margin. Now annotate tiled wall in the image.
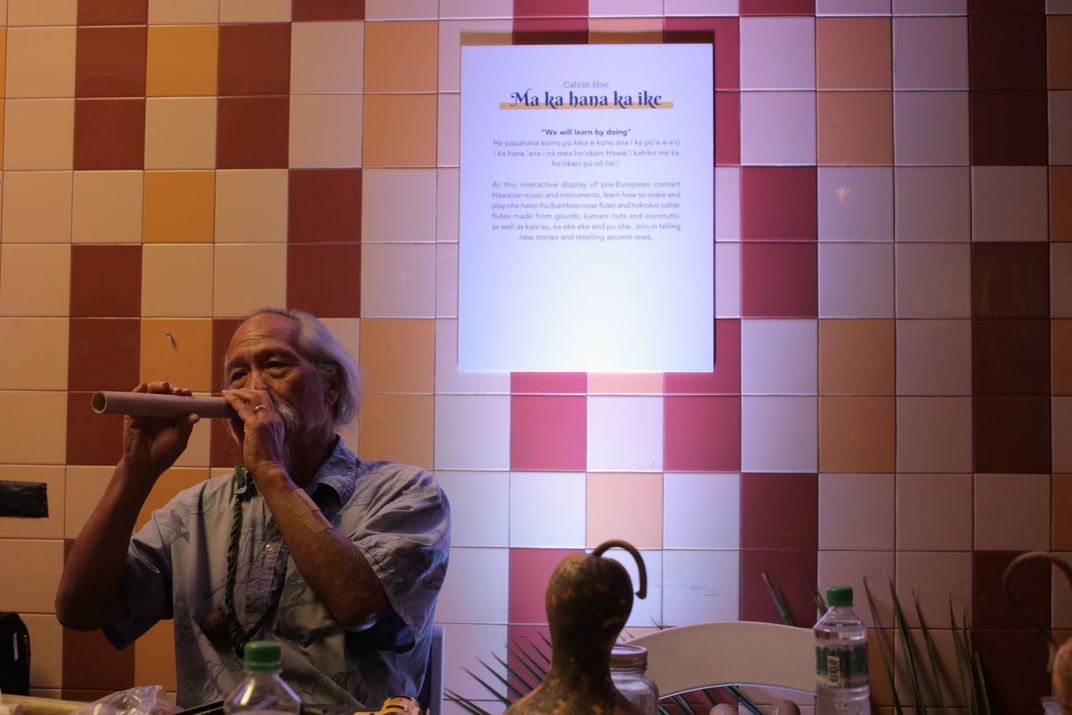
[0,0,1068,711]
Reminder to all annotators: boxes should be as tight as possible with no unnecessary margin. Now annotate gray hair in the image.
[243,307,363,426]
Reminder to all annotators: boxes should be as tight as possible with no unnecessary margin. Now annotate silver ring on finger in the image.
[253,404,268,413]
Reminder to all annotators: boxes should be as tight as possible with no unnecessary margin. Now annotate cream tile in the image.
[715,166,741,241]
[7,0,76,26]
[434,471,508,547]
[72,171,144,244]
[437,547,508,623]
[0,465,65,539]
[219,0,289,22]
[436,168,458,243]
[214,170,287,244]
[0,318,69,389]
[148,0,218,23]
[139,318,213,391]
[172,414,210,468]
[663,472,740,549]
[896,473,971,550]
[289,94,363,168]
[433,395,510,471]
[663,550,739,625]
[741,319,818,395]
[64,465,112,538]
[437,93,459,168]
[5,27,76,98]
[894,551,972,629]
[440,623,508,701]
[212,243,286,317]
[896,396,972,473]
[818,167,894,242]
[895,243,971,318]
[818,473,895,550]
[1,170,73,242]
[509,472,585,548]
[819,243,895,318]
[894,166,970,242]
[144,97,217,170]
[587,396,663,472]
[362,169,436,243]
[895,319,971,395]
[741,396,818,473]
[440,0,513,18]
[365,0,437,19]
[434,242,458,318]
[433,319,510,395]
[0,244,71,316]
[817,551,895,628]
[141,244,214,317]
[974,473,1050,551]
[290,21,363,94]
[360,243,436,318]
[740,91,817,166]
[3,99,74,170]
[0,392,66,464]
[0,539,63,613]
[740,17,816,90]
[22,613,62,688]
[971,166,1049,243]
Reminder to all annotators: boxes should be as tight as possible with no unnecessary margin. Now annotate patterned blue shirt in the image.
[103,440,451,709]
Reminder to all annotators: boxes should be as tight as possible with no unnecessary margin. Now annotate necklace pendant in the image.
[201,608,229,640]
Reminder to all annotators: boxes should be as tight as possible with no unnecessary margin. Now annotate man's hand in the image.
[222,377,290,479]
[121,381,199,480]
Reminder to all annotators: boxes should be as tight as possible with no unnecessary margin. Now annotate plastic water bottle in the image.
[814,586,870,715]
[223,641,302,715]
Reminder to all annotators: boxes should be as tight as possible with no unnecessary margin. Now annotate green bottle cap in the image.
[826,585,853,607]
[243,640,282,671]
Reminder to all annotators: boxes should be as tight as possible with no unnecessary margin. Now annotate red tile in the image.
[972,318,1049,396]
[218,24,291,96]
[742,167,816,242]
[211,318,244,391]
[514,0,588,17]
[665,319,740,395]
[78,0,147,24]
[286,243,361,318]
[973,551,1050,630]
[970,90,1048,166]
[74,99,146,170]
[62,626,135,690]
[513,18,588,45]
[511,373,587,394]
[973,630,1049,711]
[506,624,552,695]
[67,391,124,465]
[76,27,147,98]
[510,395,586,471]
[740,0,815,16]
[664,18,739,92]
[217,96,290,169]
[741,243,818,318]
[740,549,819,626]
[740,473,817,549]
[715,92,740,166]
[663,395,741,472]
[970,0,1044,13]
[969,14,1046,90]
[70,245,142,318]
[972,242,1049,318]
[973,395,1051,474]
[288,169,362,244]
[293,0,365,21]
[68,318,140,391]
[509,548,584,624]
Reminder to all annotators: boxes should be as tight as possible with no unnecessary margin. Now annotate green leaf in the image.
[863,577,904,715]
[949,604,974,715]
[725,685,764,715]
[809,579,827,621]
[761,570,796,627]
[914,592,947,715]
[443,690,493,715]
[491,650,539,693]
[463,664,517,705]
[506,642,548,689]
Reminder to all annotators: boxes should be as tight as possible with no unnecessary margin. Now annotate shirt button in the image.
[264,543,274,552]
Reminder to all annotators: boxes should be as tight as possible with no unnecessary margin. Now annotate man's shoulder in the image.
[347,460,443,511]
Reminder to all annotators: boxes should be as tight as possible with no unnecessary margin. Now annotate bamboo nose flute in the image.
[91,391,236,419]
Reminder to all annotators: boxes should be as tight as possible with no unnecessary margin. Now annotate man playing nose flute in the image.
[57,308,451,709]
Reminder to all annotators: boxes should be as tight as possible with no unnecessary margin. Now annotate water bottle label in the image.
[815,644,868,689]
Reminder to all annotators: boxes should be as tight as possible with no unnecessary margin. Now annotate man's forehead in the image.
[225,313,301,362]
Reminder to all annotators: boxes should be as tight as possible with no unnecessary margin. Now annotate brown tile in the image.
[216,96,289,169]
[287,243,361,318]
[68,318,140,391]
[73,99,145,170]
[69,245,141,318]
[819,396,895,473]
[62,626,135,691]
[67,391,124,465]
[973,630,1050,711]
[513,17,588,45]
[78,0,148,25]
[972,318,1049,395]
[972,242,1049,318]
[75,26,146,98]
[211,318,244,391]
[218,23,290,96]
[973,551,1050,629]
[364,22,437,93]
[740,473,817,549]
[292,0,364,21]
[739,548,818,625]
[973,395,1051,474]
[969,14,1046,90]
[970,90,1048,166]
[288,169,362,243]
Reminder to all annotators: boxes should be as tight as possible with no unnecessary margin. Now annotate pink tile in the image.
[586,373,664,395]
[715,243,742,319]
[740,319,818,395]
[818,474,894,549]
[895,319,972,395]
[740,91,817,165]
[970,166,1049,242]
[740,396,818,473]
[894,243,971,318]
[433,395,510,470]
[894,167,971,242]
[741,167,817,241]
[437,547,508,623]
[893,91,970,165]
[974,474,1050,551]
[586,472,664,549]
[586,396,663,472]
[665,318,741,395]
[663,472,741,549]
[892,17,968,89]
[739,17,815,90]
[896,396,972,472]
[818,168,894,242]
[816,0,890,13]
[511,373,586,395]
[510,395,586,471]
[896,473,972,550]
[663,396,741,472]
[435,472,509,547]
[741,242,818,318]
[440,623,508,700]
[893,0,965,13]
[741,472,817,548]
[715,92,741,166]
[510,472,586,548]
[715,167,740,241]
[509,548,584,624]
[818,243,895,318]
[895,551,972,629]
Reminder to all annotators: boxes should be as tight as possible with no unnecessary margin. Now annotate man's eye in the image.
[229,370,247,383]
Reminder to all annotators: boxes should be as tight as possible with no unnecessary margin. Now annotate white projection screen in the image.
[459,44,714,373]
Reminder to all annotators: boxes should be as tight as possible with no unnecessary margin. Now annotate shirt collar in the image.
[232,437,360,512]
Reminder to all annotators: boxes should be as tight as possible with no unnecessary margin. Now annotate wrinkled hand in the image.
[222,378,289,479]
[121,381,199,480]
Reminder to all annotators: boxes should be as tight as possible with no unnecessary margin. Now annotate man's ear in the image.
[323,364,342,405]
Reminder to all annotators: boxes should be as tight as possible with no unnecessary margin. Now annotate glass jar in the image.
[610,644,659,715]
